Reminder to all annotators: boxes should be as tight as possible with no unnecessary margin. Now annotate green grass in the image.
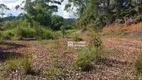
[43,53,64,80]
[6,54,31,74]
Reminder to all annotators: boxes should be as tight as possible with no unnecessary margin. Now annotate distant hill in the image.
[64,18,75,25]
[0,16,16,22]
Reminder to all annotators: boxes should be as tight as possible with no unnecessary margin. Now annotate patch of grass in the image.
[43,53,64,80]
[6,55,31,74]
[66,29,78,34]
[0,39,5,44]
[103,29,127,38]
[6,59,20,71]
[135,55,142,75]
[52,31,62,39]
[21,57,31,74]
[72,33,83,41]
[0,72,4,80]
[0,29,15,40]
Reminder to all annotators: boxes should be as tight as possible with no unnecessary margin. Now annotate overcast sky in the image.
[0,0,75,18]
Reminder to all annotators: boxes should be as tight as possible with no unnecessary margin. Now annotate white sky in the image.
[0,0,76,18]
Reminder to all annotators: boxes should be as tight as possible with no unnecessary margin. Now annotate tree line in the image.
[0,0,142,30]
[65,0,142,29]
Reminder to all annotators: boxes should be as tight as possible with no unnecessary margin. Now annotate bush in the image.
[43,53,64,79]
[72,33,83,41]
[87,31,102,48]
[0,29,15,40]
[15,27,35,40]
[52,31,62,39]
[35,27,53,40]
[60,26,66,36]
[1,19,28,30]
[73,47,100,71]
[135,55,142,75]
[73,30,102,71]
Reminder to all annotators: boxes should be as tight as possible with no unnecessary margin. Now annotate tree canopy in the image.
[65,0,142,29]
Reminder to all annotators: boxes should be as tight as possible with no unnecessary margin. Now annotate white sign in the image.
[68,41,86,47]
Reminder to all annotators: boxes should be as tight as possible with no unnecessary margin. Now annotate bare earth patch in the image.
[0,37,142,79]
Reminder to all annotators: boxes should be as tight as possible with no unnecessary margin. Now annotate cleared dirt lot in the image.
[0,37,141,80]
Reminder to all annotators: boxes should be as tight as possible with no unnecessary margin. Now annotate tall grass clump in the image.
[60,25,66,37]
[6,54,31,74]
[72,33,83,41]
[135,55,142,78]
[43,53,64,80]
[73,29,102,71]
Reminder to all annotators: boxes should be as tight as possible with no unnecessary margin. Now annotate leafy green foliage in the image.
[73,31,101,71]
[0,19,54,40]
[51,15,64,30]
[23,0,64,30]
[73,47,100,71]
[60,25,66,36]
[72,33,82,41]
[87,30,102,48]
[66,0,142,28]
[35,27,53,40]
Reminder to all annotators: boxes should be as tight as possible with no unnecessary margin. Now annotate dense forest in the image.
[0,0,142,80]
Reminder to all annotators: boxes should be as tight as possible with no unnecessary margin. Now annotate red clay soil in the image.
[103,22,142,32]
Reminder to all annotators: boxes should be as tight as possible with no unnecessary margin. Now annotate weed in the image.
[43,53,64,80]
[6,55,31,74]
[21,57,31,74]
[60,25,66,37]
[72,33,82,41]
[87,30,102,48]
[135,55,142,75]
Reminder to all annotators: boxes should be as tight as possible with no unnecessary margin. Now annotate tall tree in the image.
[15,0,63,27]
[66,0,142,28]
[0,4,10,18]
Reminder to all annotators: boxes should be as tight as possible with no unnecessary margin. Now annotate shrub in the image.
[52,31,62,39]
[0,29,15,40]
[72,33,82,41]
[87,30,102,48]
[73,47,101,71]
[73,30,102,71]
[15,27,35,40]
[43,53,64,79]
[60,25,66,36]
[135,55,142,75]
[35,27,53,40]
